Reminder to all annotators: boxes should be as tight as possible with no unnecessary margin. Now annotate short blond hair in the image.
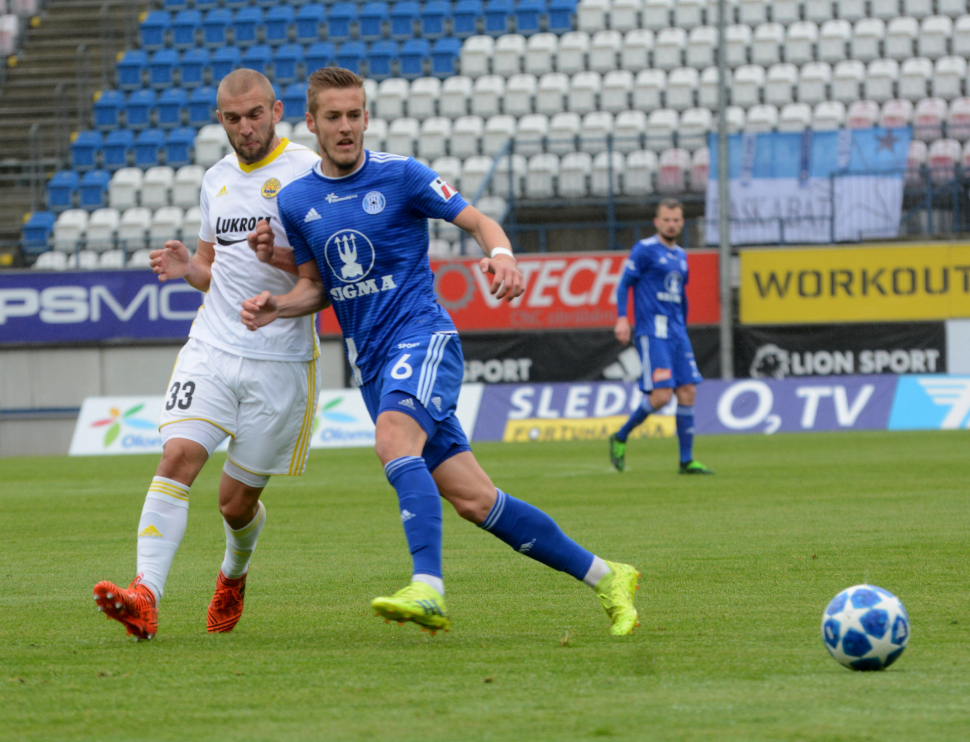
[306,67,366,115]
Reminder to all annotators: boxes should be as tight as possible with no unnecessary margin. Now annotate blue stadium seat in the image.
[80,170,112,211]
[484,0,514,37]
[71,130,102,172]
[139,11,171,52]
[172,9,201,50]
[225,0,250,9]
[125,89,157,131]
[149,49,180,90]
[93,90,126,131]
[389,2,419,41]
[102,130,135,171]
[134,129,166,169]
[163,0,188,11]
[203,8,233,48]
[283,82,308,122]
[328,3,358,43]
[211,47,242,84]
[305,42,336,75]
[22,212,57,255]
[179,47,209,89]
[188,87,218,127]
[165,127,197,168]
[359,2,389,41]
[47,171,80,212]
[242,44,273,76]
[453,0,483,39]
[515,0,546,35]
[368,40,398,81]
[431,37,462,78]
[264,5,295,46]
[256,0,280,8]
[400,38,430,80]
[273,83,284,104]
[157,88,188,129]
[295,4,326,44]
[117,50,148,92]
[273,44,304,85]
[547,0,576,34]
[335,41,366,74]
[194,0,219,10]
[233,7,263,47]
[420,1,450,39]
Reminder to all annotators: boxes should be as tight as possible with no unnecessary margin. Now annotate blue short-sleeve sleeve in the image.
[403,158,469,222]
[278,189,313,266]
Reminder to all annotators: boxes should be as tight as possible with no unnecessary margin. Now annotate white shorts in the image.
[158,337,319,476]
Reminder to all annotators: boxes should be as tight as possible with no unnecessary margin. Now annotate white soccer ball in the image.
[821,584,910,671]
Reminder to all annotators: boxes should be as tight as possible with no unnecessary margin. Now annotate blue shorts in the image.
[359,329,471,472]
[637,332,703,392]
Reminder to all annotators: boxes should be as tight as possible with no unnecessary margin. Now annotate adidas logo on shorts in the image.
[304,207,321,223]
[431,396,442,412]
[399,398,415,410]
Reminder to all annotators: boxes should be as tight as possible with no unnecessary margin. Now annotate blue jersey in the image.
[278,151,468,384]
[616,235,689,339]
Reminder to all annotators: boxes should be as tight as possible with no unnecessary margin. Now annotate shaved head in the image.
[217,69,276,110]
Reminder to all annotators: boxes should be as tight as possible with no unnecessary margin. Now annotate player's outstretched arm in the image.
[240,260,327,331]
[150,239,215,292]
[247,219,300,275]
[452,205,524,302]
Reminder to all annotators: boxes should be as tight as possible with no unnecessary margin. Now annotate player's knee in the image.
[650,388,673,407]
[374,413,424,465]
[676,385,696,406]
[157,441,206,482]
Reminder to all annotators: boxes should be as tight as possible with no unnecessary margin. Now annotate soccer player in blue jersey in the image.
[609,198,714,475]
[239,68,640,635]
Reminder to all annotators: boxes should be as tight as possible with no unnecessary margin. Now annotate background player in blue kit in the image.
[610,199,715,476]
[239,68,640,636]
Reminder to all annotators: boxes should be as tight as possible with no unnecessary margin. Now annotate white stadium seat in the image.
[679,107,713,150]
[537,72,570,115]
[881,98,916,128]
[642,0,672,32]
[548,111,581,154]
[621,29,654,72]
[646,108,679,151]
[559,152,592,197]
[657,148,690,193]
[614,109,647,151]
[418,117,451,160]
[127,249,153,268]
[505,73,538,117]
[141,166,174,210]
[863,58,896,103]
[903,0,934,21]
[610,0,643,33]
[746,104,779,132]
[526,153,559,198]
[493,153,526,197]
[53,209,88,253]
[483,114,516,156]
[430,156,462,191]
[733,64,766,108]
[772,0,801,25]
[837,0,867,22]
[494,34,526,77]
[363,118,387,151]
[67,250,100,269]
[34,251,68,270]
[720,105,747,133]
[108,168,143,211]
[953,15,970,58]
[813,100,847,130]
[907,139,928,184]
[666,67,699,111]
[427,238,454,258]
[440,76,473,118]
[117,207,152,251]
[739,0,767,26]
[962,138,970,168]
[674,0,707,30]
[940,0,969,17]
[933,56,967,100]
[818,19,851,64]
[654,27,687,70]
[515,114,549,156]
[589,30,622,73]
[601,70,634,113]
[690,146,709,192]
[804,0,835,23]
[752,22,784,66]
[460,156,492,198]
[477,196,508,223]
[914,97,948,141]
[471,75,505,118]
[869,0,897,21]
[85,208,120,252]
[699,65,731,108]
[569,70,602,115]
[786,21,820,66]
[778,102,813,131]
[577,0,610,34]
[798,62,833,106]
[557,32,591,76]
[364,79,378,117]
[194,124,229,168]
[451,116,484,158]
[525,33,558,76]
[847,100,880,128]
[149,206,183,249]
[98,249,126,269]
[592,150,624,195]
[900,57,933,101]
[182,206,202,244]
[408,78,441,121]
[633,68,667,111]
[624,149,658,194]
[292,122,319,152]
[886,17,919,61]
[947,97,970,141]
[852,18,886,64]
[919,16,953,61]
[461,36,495,78]
[376,78,409,120]
[172,165,204,210]
[686,25,717,68]
[385,117,419,157]
[765,63,798,106]
[928,138,961,183]
[580,110,614,153]
[725,24,751,68]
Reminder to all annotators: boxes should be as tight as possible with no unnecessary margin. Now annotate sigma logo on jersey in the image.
[324,228,399,302]
[261,178,281,198]
[429,177,457,201]
[214,215,272,246]
[657,271,683,303]
[363,191,386,214]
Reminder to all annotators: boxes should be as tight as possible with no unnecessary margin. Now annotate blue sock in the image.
[676,405,695,464]
[615,397,655,442]
[385,456,443,580]
[479,489,594,581]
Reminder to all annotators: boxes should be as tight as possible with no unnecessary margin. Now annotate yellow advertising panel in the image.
[740,244,970,324]
[503,415,674,443]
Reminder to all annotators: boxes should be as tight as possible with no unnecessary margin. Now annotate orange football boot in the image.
[207,571,247,633]
[93,578,158,641]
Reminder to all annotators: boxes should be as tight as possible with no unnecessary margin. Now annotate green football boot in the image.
[679,460,715,475]
[608,434,626,472]
[594,561,640,636]
[372,581,451,634]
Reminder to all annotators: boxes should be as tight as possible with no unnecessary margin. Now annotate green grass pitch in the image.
[2,431,969,741]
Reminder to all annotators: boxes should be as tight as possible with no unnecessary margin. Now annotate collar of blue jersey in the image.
[313,150,369,182]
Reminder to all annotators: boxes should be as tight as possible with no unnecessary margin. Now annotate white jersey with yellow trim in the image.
[192,138,321,362]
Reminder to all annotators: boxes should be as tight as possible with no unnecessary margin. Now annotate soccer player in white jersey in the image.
[240,68,640,636]
[93,70,322,640]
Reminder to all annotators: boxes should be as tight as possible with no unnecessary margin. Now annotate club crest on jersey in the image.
[324,229,398,303]
[261,178,281,198]
[429,177,457,201]
[657,271,683,303]
[362,191,386,214]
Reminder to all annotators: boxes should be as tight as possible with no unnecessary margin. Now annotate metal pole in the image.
[717,0,733,380]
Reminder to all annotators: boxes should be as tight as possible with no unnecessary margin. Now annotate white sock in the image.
[582,556,611,588]
[136,476,190,601]
[221,501,266,579]
[413,573,445,595]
